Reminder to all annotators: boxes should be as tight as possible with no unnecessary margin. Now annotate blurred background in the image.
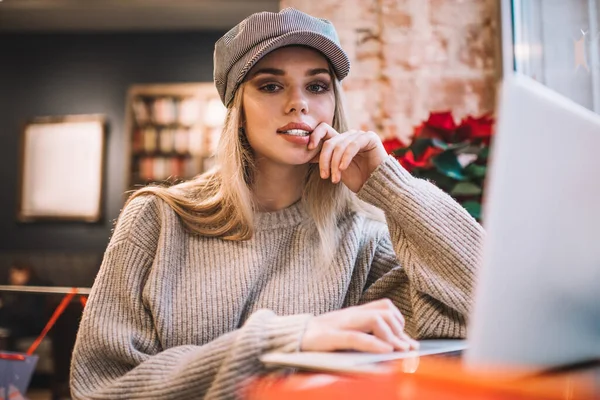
[0,0,598,399]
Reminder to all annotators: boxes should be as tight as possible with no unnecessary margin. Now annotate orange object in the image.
[245,356,599,400]
[26,288,78,356]
[0,353,26,361]
[79,295,88,309]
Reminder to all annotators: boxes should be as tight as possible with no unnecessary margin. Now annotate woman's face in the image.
[242,46,335,166]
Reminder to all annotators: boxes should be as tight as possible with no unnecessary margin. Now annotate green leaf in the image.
[432,150,466,180]
[451,182,482,196]
[478,146,490,160]
[447,142,471,152]
[410,138,448,159]
[461,201,482,220]
[392,147,410,157]
[430,138,449,150]
[455,144,483,155]
[413,168,458,192]
[410,139,430,159]
[464,163,487,178]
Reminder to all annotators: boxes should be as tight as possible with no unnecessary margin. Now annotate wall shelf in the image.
[124,83,226,189]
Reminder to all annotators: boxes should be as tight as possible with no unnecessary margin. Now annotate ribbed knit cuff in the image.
[357,155,417,211]
[256,311,313,354]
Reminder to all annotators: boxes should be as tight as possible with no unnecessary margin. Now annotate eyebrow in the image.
[249,67,331,79]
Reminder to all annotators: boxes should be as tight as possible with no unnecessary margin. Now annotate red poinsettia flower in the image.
[459,115,494,144]
[387,147,442,173]
[413,146,444,166]
[412,122,426,138]
[396,151,417,172]
[418,111,457,142]
[378,111,495,222]
[427,111,457,131]
[381,137,406,155]
[381,137,413,171]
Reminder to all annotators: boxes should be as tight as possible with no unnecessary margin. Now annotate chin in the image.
[273,149,316,166]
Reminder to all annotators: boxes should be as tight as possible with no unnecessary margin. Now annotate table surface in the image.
[245,354,600,400]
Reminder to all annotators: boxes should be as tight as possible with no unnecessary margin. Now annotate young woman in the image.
[71,8,484,400]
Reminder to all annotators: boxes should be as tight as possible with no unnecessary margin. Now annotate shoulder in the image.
[109,194,165,254]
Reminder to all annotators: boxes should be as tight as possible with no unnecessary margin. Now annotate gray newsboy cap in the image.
[214,8,350,106]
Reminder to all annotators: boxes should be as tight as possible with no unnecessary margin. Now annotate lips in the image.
[277,122,314,136]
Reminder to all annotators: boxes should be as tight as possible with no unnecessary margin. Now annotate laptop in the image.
[260,74,600,373]
[464,74,600,369]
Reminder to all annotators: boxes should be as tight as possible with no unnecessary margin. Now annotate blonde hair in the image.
[125,78,382,262]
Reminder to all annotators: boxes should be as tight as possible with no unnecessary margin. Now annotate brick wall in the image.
[280,0,501,143]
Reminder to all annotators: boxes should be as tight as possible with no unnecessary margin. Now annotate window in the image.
[511,0,600,114]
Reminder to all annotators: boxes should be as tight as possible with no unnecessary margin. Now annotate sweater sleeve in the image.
[356,155,484,339]
[70,196,312,400]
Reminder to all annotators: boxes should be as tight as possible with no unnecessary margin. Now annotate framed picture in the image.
[17,114,107,222]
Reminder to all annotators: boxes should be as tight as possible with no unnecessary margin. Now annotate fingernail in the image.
[396,339,410,351]
[381,343,394,353]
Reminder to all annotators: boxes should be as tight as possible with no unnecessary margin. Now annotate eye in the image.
[259,83,282,93]
[307,83,330,94]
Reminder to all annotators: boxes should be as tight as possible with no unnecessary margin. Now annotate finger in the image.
[362,299,405,327]
[338,138,364,172]
[361,298,398,313]
[375,312,416,351]
[344,310,408,351]
[360,299,407,343]
[308,122,338,151]
[369,314,410,351]
[319,135,346,180]
[400,331,420,350]
[330,136,356,183]
[307,124,326,150]
[336,331,394,353]
[380,310,406,345]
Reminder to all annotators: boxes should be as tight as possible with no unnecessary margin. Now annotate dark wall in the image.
[0,31,224,253]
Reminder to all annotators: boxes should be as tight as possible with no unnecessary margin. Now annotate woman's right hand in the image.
[300,299,420,353]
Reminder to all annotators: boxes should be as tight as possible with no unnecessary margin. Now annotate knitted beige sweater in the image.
[70,156,484,399]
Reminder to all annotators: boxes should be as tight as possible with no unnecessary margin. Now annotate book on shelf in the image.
[159,128,175,153]
[132,98,150,125]
[143,127,158,153]
[171,157,185,178]
[132,128,144,153]
[154,97,177,125]
[154,157,166,181]
[140,157,153,181]
[174,128,189,154]
[132,96,202,127]
[137,155,199,182]
[204,126,221,156]
[136,126,201,155]
[178,98,201,126]
[188,128,203,155]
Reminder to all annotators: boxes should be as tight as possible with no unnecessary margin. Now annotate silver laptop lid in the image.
[465,74,600,368]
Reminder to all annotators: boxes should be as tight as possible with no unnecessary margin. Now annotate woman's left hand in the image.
[309,123,388,193]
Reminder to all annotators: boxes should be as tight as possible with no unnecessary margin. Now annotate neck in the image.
[252,159,309,212]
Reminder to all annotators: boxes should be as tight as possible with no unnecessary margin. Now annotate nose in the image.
[285,87,309,114]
